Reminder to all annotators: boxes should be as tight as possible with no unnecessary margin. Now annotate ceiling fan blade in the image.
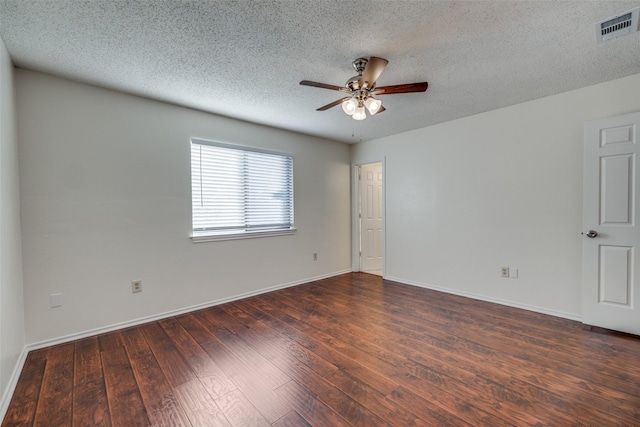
[300,80,346,92]
[372,82,428,95]
[359,57,388,89]
[316,97,350,111]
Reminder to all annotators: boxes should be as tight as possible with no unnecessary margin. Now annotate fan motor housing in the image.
[346,75,361,90]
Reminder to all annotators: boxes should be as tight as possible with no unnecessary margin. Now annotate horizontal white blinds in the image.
[191,140,294,234]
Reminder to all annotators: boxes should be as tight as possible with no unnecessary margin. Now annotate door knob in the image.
[585,230,598,238]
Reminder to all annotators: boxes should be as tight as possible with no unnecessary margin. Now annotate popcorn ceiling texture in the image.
[1,0,639,143]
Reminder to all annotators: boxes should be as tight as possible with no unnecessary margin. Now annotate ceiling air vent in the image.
[595,7,639,42]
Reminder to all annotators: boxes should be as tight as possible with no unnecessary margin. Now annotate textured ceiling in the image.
[1,1,640,144]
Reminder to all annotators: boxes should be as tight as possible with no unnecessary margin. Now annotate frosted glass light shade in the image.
[341,98,357,115]
[365,97,382,114]
[352,106,366,120]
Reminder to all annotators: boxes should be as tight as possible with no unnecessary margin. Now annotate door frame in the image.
[351,158,386,275]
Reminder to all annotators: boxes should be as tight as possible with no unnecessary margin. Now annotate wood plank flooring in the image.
[3,273,640,426]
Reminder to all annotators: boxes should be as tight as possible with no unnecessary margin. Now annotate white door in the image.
[360,162,383,274]
[583,111,640,335]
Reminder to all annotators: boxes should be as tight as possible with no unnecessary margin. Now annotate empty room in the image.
[1,1,640,425]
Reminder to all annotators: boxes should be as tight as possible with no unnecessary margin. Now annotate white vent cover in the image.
[595,7,639,42]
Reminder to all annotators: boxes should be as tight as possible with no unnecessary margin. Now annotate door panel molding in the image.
[352,160,385,276]
[583,111,640,335]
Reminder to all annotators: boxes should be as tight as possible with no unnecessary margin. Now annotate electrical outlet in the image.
[132,280,142,293]
[501,267,509,278]
[313,252,318,261]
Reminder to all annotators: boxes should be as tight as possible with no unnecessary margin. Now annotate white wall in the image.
[352,72,640,319]
[17,70,351,344]
[0,38,25,407]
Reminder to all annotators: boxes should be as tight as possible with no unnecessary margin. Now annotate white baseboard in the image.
[0,345,29,422]
[5,270,580,421]
[0,269,351,421]
[385,275,583,322]
[27,269,352,351]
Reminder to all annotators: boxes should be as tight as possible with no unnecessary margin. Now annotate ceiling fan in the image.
[300,57,428,120]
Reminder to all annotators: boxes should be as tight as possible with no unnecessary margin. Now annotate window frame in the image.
[190,138,296,243]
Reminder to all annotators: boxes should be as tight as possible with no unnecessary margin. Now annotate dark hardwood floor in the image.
[3,273,640,426]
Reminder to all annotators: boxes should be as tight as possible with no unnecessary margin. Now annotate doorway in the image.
[356,162,384,276]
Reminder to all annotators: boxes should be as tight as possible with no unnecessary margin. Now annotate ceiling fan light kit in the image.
[353,104,367,121]
[364,97,382,115]
[300,57,428,120]
[341,97,358,115]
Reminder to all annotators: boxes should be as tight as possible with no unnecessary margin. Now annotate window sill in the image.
[191,227,297,243]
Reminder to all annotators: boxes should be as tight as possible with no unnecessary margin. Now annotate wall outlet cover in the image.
[132,280,142,293]
[50,293,63,308]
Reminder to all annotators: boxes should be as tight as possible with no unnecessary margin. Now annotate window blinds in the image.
[191,140,294,236]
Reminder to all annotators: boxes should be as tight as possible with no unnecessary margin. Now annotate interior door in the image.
[360,162,383,274]
[583,111,640,335]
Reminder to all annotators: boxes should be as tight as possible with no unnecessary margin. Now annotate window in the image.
[190,139,295,241]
